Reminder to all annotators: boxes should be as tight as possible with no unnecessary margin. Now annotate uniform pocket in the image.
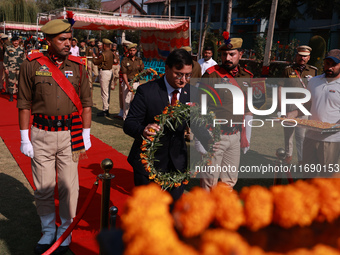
[34,77,52,95]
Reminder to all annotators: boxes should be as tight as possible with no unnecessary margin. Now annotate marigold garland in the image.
[122,178,340,255]
[140,103,219,190]
[128,68,162,94]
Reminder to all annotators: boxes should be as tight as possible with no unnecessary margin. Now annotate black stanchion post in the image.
[109,206,118,229]
[274,148,286,185]
[98,159,115,230]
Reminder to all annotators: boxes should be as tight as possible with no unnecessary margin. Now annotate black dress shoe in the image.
[97,110,109,117]
[34,243,51,254]
[53,245,69,255]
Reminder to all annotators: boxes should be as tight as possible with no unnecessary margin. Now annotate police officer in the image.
[93,38,114,117]
[17,19,92,255]
[279,45,317,164]
[3,35,25,101]
[121,43,144,120]
[181,46,201,78]
[200,35,253,190]
[86,38,99,91]
[79,40,87,57]
[111,43,120,90]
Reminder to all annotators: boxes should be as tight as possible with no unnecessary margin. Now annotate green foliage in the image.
[235,0,305,30]
[254,35,266,62]
[0,0,39,23]
[308,35,326,75]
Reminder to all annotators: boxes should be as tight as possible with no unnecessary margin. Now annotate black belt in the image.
[33,116,72,129]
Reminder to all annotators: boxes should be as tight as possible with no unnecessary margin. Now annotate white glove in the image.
[242,115,253,154]
[83,128,91,151]
[20,129,34,158]
[194,137,207,155]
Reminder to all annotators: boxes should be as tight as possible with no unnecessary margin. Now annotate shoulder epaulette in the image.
[308,65,318,70]
[27,53,44,61]
[206,65,219,74]
[68,55,84,65]
[285,65,293,69]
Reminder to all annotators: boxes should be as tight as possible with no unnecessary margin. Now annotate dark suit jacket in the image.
[123,77,191,176]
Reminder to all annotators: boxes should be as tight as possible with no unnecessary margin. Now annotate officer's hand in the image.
[82,128,92,151]
[20,130,34,158]
[143,124,160,140]
[5,69,9,75]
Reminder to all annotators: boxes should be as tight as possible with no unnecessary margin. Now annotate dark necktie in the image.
[171,90,179,106]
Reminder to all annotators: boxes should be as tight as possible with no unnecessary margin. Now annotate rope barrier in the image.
[42,180,99,255]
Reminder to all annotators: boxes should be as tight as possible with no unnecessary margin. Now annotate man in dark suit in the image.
[124,49,205,200]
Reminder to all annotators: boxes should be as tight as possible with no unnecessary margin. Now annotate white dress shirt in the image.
[198,57,217,75]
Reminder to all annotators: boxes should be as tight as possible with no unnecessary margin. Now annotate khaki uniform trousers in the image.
[31,126,79,219]
[123,81,139,120]
[88,60,99,89]
[112,64,120,88]
[284,115,308,162]
[200,132,240,190]
[100,69,113,111]
[302,137,340,177]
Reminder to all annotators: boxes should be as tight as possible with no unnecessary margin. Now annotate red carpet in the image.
[0,93,134,254]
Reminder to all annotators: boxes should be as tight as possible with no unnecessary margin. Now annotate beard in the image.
[324,69,340,78]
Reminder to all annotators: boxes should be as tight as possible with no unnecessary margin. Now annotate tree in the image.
[199,0,211,59]
[0,0,39,23]
[234,0,305,31]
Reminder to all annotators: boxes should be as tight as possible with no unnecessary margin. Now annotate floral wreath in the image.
[129,68,164,94]
[139,102,220,190]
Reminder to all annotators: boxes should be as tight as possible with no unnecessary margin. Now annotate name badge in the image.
[289,75,297,78]
[36,65,52,76]
[36,71,52,76]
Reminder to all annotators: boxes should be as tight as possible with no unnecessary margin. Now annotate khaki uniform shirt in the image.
[202,65,253,122]
[282,64,317,99]
[121,56,144,80]
[92,49,114,70]
[79,46,87,57]
[86,45,98,57]
[191,60,202,78]
[17,54,92,116]
[112,50,120,65]
[3,45,25,71]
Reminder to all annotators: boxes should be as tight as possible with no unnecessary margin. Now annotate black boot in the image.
[9,94,13,102]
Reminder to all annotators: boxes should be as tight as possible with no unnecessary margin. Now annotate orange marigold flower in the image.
[142,140,148,146]
[199,229,250,255]
[145,166,151,172]
[149,137,154,142]
[182,179,189,185]
[270,184,306,228]
[174,183,181,187]
[211,183,244,231]
[162,109,168,114]
[293,180,320,226]
[141,159,148,165]
[310,178,340,223]
[173,187,215,237]
[148,128,155,133]
[141,146,147,151]
[149,174,156,180]
[140,153,147,159]
[239,185,273,231]
[312,244,340,255]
